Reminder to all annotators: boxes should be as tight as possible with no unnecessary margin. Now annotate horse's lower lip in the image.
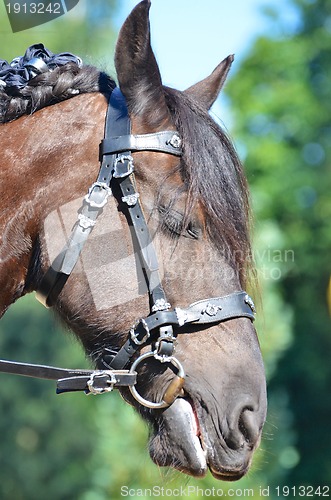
[209,465,248,481]
[211,471,246,481]
[185,396,249,481]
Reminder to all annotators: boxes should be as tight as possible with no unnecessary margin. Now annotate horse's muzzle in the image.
[147,386,266,480]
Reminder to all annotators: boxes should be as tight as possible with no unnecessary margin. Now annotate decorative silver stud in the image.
[78,213,96,230]
[122,192,140,207]
[244,294,256,313]
[202,302,221,317]
[175,307,188,327]
[152,298,171,312]
[167,134,182,149]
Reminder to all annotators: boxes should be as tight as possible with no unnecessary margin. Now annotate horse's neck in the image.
[0,93,107,316]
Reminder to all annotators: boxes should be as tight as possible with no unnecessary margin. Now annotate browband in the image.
[101,130,182,156]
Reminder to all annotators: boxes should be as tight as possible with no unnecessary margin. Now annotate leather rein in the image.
[0,87,256,409]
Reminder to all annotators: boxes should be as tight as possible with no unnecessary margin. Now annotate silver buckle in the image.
[84,182,112,208]
[130,318,150,345]
[113,155,134,178]
[86,371,117,395]
[154,325,176,362]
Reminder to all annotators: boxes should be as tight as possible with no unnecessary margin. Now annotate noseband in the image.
[0,88,256,409]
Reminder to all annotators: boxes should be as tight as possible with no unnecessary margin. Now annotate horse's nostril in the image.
[225,403,262,450]
[238,407,260,446]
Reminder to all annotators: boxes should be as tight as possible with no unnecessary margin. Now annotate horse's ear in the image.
[115,0,169,127]
[185,55,234,110]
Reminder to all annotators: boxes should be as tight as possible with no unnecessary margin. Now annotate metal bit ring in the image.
[129,351,185,409]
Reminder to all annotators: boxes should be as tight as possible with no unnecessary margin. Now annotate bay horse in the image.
[0,0,267,481]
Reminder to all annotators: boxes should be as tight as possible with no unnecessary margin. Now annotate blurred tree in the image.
[0,295,96,499]
[226,0,331,489]
[0,0,119,71]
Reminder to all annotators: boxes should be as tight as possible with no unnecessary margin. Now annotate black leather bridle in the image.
[0,87,256,409]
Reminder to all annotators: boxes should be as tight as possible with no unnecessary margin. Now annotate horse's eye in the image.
[186,222,200,239]
[158,206,200,239]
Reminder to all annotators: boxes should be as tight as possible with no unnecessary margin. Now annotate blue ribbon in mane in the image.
[0,43,82,91]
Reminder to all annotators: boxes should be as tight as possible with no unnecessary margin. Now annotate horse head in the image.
[112,2,267,479]
[0,0,267,480]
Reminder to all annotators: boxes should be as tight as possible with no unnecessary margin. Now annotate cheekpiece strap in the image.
[36,87,180,309]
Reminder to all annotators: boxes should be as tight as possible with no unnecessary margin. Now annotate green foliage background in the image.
[0,0,330,498]
[226,0,331,491]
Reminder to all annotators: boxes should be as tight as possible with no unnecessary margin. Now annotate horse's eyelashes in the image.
[158,206,199,239]
[161,213,182,237]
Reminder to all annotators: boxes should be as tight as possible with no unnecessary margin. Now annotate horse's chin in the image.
[148,398,252,481]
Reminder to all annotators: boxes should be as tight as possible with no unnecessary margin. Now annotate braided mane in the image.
[0,44,115,123]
